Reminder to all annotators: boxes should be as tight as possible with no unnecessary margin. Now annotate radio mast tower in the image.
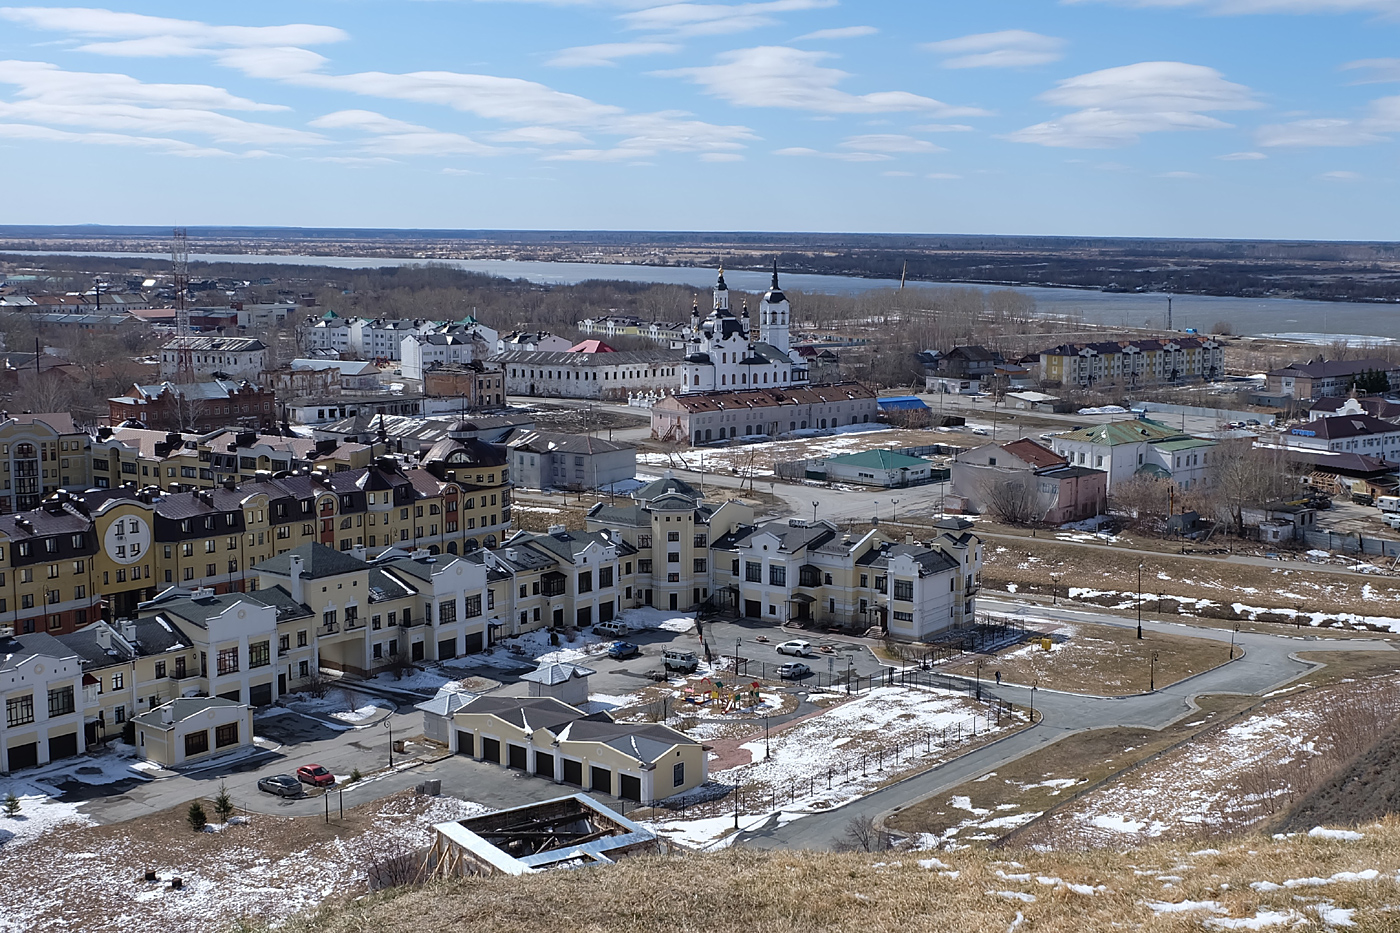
[171,227,193,380]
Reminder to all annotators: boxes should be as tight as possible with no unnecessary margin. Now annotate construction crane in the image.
[171,227,193,381]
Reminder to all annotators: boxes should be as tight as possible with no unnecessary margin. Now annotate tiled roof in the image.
[662,382,875,413]
[255,542,368,579]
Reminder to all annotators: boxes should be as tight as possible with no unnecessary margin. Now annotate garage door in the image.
[744,599,761,619]
[599,601,614,624]
[619,774,642,802]
[7,741,38,771]
[561,758,583,786]
[438,637,457,659]
[481,737,501,764]
[464,632,483,653]
[49,732,78,761]
[590,765,611,795]
[534,751,554,779]
[218,689,240,702]
[456,731,474,756]
[248,683,273,707]
[507,744,528,771]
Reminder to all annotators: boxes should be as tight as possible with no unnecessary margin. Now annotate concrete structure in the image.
[650,382,879,447]
[422,694,706,801]
[1048,419,1216,490]
[290,359,382,391]
[497,332,572,354]
[1267,358,1400,399]
[1282,413,1400,461]
[421,362,505,409]
[131,697,252,769]
[1039,337,1225,388]
[0,630,85,773]
[493,349,682,401]
[819,449,937,487]
[426,794,663,877]
[402,332,492,383]
[110,380,278,433]
[158,336,267,381]
[505,430,636,491]
[520,661,594,706]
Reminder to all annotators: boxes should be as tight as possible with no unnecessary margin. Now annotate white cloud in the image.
[659,46,987,115]
[441,166,483,175]
[1342,58,1400,84]
[1321,169,1363,179]
[926,172,960,178]
[909,123,975,132]
[1006,61,1259,147]
[0,120,254,156]
[1217,150,1266,159]
[487,126,593,145]
[1255,116,1389,146]
[622,0,837,38]
[546,41,681,68]
[838,133,946,153]
[774,145,893,161]
[1157,170,1204,177]
[0,6,348,56]
[310,109,500,156]
[1065,0,1400,13]
[881,169,915,176]
[699,151,744,160]
[923,30,1065,69]
[793,25,878,40]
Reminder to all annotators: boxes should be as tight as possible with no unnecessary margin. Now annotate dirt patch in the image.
[942,619,1229,696]
[1276,720,1400,833]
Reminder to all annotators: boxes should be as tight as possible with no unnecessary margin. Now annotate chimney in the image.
[160,703,174,725]
[95,626,112,650]
[547,524,566,536]
[505,548,519,562]
[287,554,305,604]
[118,620,137,643]
[350,545,367,562]
[905,532,915,546]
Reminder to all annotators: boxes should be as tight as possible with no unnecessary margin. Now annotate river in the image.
[8,249,1399,342]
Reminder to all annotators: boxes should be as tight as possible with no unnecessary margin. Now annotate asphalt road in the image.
[733,599,1396,851]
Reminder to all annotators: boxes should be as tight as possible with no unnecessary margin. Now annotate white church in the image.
[681,264,808,394]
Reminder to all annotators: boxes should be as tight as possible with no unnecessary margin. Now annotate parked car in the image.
[1246,419,1261,426]
[607,641,639,660]
[296,764,335,787]
[663,648,699,673]
[257,774,302,798]
[595,620,632,638]
[971,427,990,436]
[778,662,811,679]
[777,639,813,656]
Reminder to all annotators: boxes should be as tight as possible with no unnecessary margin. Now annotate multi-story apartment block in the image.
[0,629,86,773]
[158,336,268,381]
[1038,337,1225,388]
[108,380,279,433]
[0,413,93,513]
[1049,419,1216,490]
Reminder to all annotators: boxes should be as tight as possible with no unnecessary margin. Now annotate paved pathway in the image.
[734,600,1396,851]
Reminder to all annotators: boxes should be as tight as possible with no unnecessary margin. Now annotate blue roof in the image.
[877,396,929,411]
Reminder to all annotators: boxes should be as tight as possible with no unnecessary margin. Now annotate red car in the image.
[296,764,335,787]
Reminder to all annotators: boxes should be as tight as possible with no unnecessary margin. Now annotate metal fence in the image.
[1302,528,1400,557]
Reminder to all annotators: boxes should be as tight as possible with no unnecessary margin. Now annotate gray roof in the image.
[0,632,77,674]
[57,625,135,669]
[520,661,596,686]
[516,528,632,565]
[558,719,697,762]
[161,336,266,352]
[489,349,680,367]
[504,429,634,456]
[255,542,368,580]
[141,592,263,632]
[132,696,245,729]
[416,688,476,718]
[633,474,700,503]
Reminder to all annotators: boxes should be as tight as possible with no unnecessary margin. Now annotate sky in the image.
[0,1,1398,239]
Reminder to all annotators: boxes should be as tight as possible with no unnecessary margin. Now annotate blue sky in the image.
[0,1,1397,238]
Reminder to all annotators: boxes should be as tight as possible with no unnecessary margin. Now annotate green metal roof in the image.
[1151,437,1216,451]
[825,449,932,469]
[1052,418,1184,446]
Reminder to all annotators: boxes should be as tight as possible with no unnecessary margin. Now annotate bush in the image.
[187,800,208,832]
[348,768,363,784]
[3,793,20,818]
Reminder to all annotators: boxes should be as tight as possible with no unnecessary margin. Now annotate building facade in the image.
[680,266,803,394]
[1039,337,1225,388]
[158,337,268,381]
[650,382,879,447]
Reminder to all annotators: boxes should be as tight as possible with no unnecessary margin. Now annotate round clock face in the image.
[104,515,151,565]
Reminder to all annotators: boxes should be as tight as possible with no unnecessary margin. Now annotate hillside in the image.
[259,821,1400,933]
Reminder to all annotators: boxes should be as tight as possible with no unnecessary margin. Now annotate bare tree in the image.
[978,474,1046,524]
[1110,473,1174,525]
[11,371,76,415]
[841,813,893,852]
[168,389,208,433]
[1211,439,1304,535]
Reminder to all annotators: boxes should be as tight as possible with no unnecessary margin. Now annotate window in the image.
[297,630,307,647]
[113,705,126,724]
[155,660,167,678]
[667,552,680,564]
[578,570,593,593]
[638,534,652,548]
[249,641,271,668]
[693,533,707,547]
[6,694,34,727]
[638,559,653,574]
[439,599,458,624]
[745,561,762,583]
[694,558,708,573]
[215,723,239,748]
[112,672,124,690]
[667,572,680,583]
[893,610,914,623]
[893,580,914,602]
[184,730,209,757]
[599,566,614,588]
[667,531,680,542]
[859,574,868,588]
[47,685,75,717]
[673,761,685,787]
[769,565,786,587]
[799,566,820,587]
[465,594,482,618]
[216,647,240,675]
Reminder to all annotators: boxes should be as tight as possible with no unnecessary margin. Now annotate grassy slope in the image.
[263,824,1400,933]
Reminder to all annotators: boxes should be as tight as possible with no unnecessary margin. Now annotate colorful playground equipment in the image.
[683,677,765,713]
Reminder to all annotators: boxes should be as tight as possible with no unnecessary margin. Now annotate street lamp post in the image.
[383,716,394,768]
[812,500,819,523]
[846,657,854,696]
[1051,572,1061,606]
[975,658,984,702]
[1030,679,1038,722]
[873,499,880,522]
[764,715,771,760]
[735,638,742,675]
[892,498,900,523]
[1137,562,1144,640]
[1230,623,1240,661]
[1150,651,1159,691]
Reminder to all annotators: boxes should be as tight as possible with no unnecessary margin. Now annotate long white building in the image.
[681,265,805,393]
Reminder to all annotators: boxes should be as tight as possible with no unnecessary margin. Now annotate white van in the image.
[663,648,699,673]
[594,619,631,638]
[1377,495,1400,515]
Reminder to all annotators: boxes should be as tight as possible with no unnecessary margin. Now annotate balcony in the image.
[319,623,339,636]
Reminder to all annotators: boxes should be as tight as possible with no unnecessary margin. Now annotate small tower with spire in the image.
[713,266,729,313]
[759,259,791,353]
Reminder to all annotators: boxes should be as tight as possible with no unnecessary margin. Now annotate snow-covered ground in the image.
[284,686,390,727]
[0,745,154,848]
[637,424,923,476]
[0,792,487,933]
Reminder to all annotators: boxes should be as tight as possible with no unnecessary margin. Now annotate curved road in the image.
[734,599,1396,851]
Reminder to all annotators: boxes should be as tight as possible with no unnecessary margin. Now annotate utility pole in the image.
[172,228,193,382]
